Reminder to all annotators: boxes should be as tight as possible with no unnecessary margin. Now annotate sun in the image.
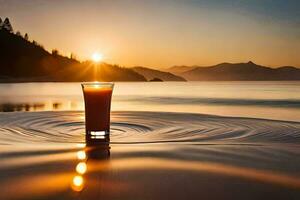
[91,52,103,63]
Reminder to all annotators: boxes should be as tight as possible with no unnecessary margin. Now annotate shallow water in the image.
[0,82,300,199]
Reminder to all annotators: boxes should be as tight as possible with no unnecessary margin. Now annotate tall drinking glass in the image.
[82,82,114,137]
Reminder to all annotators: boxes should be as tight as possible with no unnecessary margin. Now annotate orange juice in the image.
[82,83,114,135]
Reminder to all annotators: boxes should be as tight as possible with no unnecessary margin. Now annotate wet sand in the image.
[0,111,300,199]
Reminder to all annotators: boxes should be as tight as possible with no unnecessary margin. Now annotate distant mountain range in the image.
[167,66,197,74]
[1,19,300,82]
[132,66,186,81]
[167,62,300,81]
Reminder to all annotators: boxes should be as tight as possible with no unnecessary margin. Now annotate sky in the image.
[0,0,299,68]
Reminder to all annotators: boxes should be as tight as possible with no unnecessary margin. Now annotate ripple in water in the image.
[0,111,299,145]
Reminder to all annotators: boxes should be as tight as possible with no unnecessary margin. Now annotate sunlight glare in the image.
[73,175,83,186]
[71,175,84,192]
[76,162,87,174]
[91,52,103,63]
[77,151,86,160]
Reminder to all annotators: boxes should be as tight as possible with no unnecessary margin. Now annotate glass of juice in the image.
[82,82,114,137]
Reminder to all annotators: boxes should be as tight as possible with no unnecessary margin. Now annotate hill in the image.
[149,78,163,82]
[166,66,197,75]
[132,66,186,81]
[0,29,146,82]
[171,61,300,81]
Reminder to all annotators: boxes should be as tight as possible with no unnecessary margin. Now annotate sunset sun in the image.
[91,52,103,63]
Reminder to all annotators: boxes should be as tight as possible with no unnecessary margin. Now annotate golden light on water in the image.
[73,175,83,186]
[77,151,86,160]
[71,175,84,192]
[76,143,86,148]
[91,52,103,63]
[76,162,87,174]
[72,149,87,192]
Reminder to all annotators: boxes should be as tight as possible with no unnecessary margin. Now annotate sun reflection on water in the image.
[71,175,84,192]
[77,150,86,160]
[71,135,111,192]
[76,162,87,174]
[71,154,87,192]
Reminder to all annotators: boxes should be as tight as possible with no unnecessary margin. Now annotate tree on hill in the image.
[0,18,2,28]
[1,18,13,33]
[70,53,77,60]
[24,33,29,40]
[52,49,60,56]
[16,31,21,37]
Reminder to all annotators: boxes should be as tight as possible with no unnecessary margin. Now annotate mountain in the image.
[171,61,300,81]
[132,66,186,81]
[0,29,146,82]
[167,65,197,75]
[149,77,163,82]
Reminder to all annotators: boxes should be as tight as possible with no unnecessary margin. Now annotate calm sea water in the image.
[1,82,300,199]
[0,81,300,121]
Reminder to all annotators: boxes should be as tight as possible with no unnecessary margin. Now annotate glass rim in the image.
[81,82,114,87]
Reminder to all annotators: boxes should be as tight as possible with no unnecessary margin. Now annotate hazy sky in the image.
[1,0,299,68]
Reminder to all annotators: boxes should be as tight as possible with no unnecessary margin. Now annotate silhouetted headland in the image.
[0,18,146,82]
[149,77,163,82]
[132,66,186,81]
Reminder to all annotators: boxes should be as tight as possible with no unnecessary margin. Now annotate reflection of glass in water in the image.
[71,135,110,192]
[85,134,110,159]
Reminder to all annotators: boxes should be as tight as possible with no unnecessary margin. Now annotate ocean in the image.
[0,81,300,199]
[1,81,300,121]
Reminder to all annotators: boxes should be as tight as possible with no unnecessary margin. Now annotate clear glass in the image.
[81,82,114,136]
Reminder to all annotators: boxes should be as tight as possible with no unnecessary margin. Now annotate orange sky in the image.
[1,0,299,68]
